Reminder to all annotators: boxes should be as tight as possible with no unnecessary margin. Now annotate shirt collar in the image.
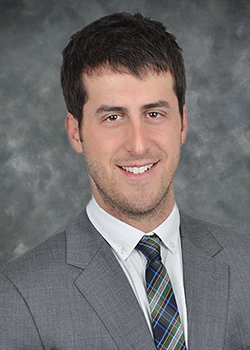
[86,197,180,260]
[153,204,180,254]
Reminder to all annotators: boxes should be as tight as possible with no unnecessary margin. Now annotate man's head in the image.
[61,12,186,127]
[63,13,188,231]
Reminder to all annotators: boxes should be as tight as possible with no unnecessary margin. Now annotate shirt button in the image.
[121,247,127,255]
[170,241,175,249]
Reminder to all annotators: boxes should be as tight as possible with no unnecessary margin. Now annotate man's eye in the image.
[148,112,160,118]
[107,114,119,121]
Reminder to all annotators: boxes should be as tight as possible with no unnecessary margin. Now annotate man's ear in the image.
[65,113,83,153]
[181,104,188,145]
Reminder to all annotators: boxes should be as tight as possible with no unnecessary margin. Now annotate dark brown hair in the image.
[61,12,186,126]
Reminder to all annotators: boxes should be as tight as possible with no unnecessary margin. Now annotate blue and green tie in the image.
[136,235,186,350]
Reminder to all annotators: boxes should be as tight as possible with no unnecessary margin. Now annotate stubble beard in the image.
[85,153,179,224]
[94,174,174,219]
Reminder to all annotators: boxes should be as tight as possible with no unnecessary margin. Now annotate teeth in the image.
[121,164,154,174]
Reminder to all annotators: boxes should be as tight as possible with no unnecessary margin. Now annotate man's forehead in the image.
[81,69,177,115]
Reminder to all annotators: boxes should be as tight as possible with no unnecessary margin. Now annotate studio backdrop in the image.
[0,0,249,265]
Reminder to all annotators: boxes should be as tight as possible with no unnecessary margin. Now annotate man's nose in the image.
[125,120,151,155]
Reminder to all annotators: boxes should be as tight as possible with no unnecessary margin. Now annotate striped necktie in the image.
[136,235,186,350]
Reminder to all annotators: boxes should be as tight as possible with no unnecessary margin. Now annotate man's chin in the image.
[93,179,174,220]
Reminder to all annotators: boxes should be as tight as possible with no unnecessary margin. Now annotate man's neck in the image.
[93,193,175,233]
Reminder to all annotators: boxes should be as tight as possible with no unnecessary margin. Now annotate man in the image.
[0,12,250,350]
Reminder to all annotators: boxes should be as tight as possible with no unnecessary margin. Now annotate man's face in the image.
[67,70,187,228]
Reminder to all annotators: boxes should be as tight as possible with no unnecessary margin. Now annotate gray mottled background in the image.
[0,0,249,265]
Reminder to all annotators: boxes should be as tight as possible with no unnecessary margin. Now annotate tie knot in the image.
[136,235,161,262]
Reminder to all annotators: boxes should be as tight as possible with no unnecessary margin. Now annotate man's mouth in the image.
[120,163,154,174]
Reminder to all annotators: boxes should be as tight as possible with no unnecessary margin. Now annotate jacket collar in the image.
[65,210,155,350]
[180,212,229,350]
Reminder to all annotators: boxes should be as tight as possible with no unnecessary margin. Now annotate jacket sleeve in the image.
[0,272,44,349]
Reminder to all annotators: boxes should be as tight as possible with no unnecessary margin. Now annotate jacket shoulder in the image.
[0,210,90,280]
[180,211,250,263]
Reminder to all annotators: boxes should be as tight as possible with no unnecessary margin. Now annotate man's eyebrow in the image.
[95,105,128,114]
[95,100,170,115]
[141,100,171,111]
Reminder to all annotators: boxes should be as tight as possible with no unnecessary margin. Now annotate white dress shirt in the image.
[86,197,188,344]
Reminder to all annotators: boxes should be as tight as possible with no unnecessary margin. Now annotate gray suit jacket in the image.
[0,210,250,349]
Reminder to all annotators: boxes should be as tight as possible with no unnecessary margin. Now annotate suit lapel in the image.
[65,209,230,349]
[180,213,229,350]
[66,211,155,350]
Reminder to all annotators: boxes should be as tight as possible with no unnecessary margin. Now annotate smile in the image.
[120,164,154,174]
